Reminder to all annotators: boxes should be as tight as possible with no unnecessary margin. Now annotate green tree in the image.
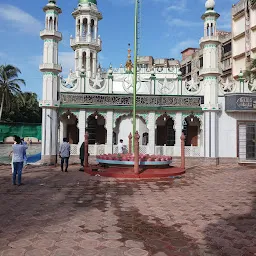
[0,65,25,121]
[1,92,42,123]
[244,58,256,83]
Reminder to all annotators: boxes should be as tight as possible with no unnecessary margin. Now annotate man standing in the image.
[118,139,124,154]
[59,138,70,172]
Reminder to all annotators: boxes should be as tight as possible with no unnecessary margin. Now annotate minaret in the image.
[70,0,102,79]
[199,0,221,159]
[39,0,62,164]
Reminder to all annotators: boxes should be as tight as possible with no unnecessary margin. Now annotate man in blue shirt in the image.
[59,138,70,172]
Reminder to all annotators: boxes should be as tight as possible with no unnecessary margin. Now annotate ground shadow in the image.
[203,184,256,256]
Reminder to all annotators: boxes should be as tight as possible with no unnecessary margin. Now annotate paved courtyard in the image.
[0,164,255,256]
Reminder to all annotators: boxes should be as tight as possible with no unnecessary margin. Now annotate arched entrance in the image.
[60,111,79,144]
[87,112,106,145]
[183,114,201,146]
[155,114,175,146]
[114,114,148,146]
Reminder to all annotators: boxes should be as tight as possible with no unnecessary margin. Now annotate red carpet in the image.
[84,165,185,179]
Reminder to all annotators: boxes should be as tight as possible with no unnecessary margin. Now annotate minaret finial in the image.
[125,43,133,71]
[205,0,215,10]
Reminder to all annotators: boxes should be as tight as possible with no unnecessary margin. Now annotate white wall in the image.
[218,97,256,158]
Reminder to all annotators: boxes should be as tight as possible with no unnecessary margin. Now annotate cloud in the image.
[0,4,42,35]
[170,39,199,59]
[218,10,231,31]
[165,0,187,12]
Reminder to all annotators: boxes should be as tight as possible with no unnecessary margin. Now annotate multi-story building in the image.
[232,0,256,77]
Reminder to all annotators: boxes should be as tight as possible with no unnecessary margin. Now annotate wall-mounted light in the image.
[95,111,98,120]
[190,112,194,122]
[163,112,167,121]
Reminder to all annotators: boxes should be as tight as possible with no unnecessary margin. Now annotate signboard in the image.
[60,93,204,108]
[225,94,256,111]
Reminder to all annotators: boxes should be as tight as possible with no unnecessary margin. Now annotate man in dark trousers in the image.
[79,142,90,171]
[59,138,70,172]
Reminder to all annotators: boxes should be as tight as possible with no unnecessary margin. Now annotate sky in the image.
[0,0,235,98]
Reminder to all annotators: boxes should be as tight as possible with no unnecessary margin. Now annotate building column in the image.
[174,112,182,156]
[106,111,113,154]
[94,21,98,40]
[41,108,58,164]
[204,111,218,158]
[79,110,86,150]
[92,52,97,78]
[148,112,155,154]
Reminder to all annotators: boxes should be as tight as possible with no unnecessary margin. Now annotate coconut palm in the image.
[244,58,256,83]
[0,65,25,121]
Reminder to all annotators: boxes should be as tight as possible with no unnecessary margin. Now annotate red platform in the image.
[84,165,185,179]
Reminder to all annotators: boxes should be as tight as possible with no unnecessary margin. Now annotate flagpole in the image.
[133,0,139,152]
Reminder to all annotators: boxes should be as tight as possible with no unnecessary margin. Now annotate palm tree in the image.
[244,59,256,84]
[0,65,25,121]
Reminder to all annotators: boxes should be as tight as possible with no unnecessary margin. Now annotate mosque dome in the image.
[79,0,97,4]
[205,0,215,9]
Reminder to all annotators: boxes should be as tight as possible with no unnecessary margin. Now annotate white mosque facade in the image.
[39,0,256,164]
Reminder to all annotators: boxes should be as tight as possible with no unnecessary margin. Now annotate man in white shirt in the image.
[59,138,70,172]
[118,139,124,154]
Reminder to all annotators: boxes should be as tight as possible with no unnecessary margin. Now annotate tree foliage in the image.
[244,58,256,82]
[0,65,26,121]
[1,91,42,123]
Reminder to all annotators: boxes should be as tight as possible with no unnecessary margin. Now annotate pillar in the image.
[148,112,155,154]
[128,132,132,154]
[134,131,140,174]
[106,111,113,154]
[180,133,185,169]
[84,132,89,168]
[79,110,86,148]
[174,112,182,156]
[204,111,218,158]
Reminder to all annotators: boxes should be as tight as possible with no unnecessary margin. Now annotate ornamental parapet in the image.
[40,29,62,41]
[39,100,60,108]
[60,93,204,109]
[40,63,62,73]
[70,36,102,50]
[232,1,245,17]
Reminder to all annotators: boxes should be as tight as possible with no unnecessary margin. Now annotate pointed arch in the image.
[155,114,175,146]
[82,18,88,36]
[182,114,201,146]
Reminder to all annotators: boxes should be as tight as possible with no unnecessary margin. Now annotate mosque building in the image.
[39,0,256,165]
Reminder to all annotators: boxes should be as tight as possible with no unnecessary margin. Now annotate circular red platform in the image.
[84,165,185,179]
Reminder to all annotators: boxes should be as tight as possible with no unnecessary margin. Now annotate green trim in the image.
[204,44,217,48]
[43,72,58,77]
[60,104,202,111]
[204,76,217,80]
[46,10,59,15]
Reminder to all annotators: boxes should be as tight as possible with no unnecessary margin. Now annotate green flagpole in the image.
[133,0,139,152]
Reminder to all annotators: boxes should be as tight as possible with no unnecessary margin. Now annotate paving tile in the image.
[25,249,50,256]
[124,248,149,256]
[1,248,26,256]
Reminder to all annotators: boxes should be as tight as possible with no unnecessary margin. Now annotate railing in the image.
[199,36,220,44]
[155,146,174,156]
[88,144,106,155]
[40,29,62,39]
[70,144,78,155]
[232,1,245,16]
[185,146,201,157]
[39,63,62,72]
[70,36,101,47]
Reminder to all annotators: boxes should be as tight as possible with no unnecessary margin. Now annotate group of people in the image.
[9,136,28,186]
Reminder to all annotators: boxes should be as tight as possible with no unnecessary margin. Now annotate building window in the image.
[181,66,186,76]
[187,63,191,73]
[199,56,203,68]
[223,43,231,55]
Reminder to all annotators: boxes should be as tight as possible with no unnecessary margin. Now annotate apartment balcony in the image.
[232,1,245,17]
[39,63,62,73]
[199,36,220,46]
[70,36,102,50]
[222,63,232,71]
[40,29,62,41]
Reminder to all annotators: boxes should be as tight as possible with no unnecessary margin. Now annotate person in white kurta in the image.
[118,139,124,154]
